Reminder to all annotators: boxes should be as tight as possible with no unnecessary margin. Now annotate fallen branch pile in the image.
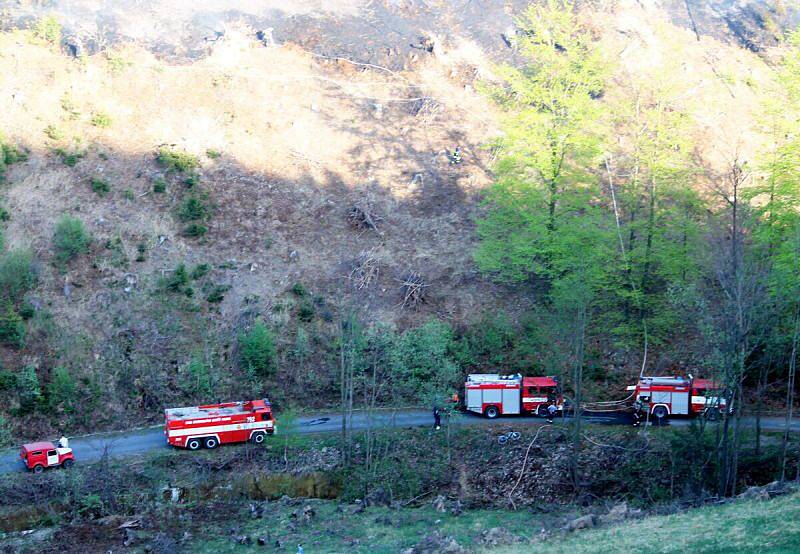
[399,271,429,309]
[349,250,380,290]
[347,197,383,234]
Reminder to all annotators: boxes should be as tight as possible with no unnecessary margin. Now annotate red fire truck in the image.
[20,441,75,473]
[164,399,276,450]
[465,374,563,418]
[627,375,728,421]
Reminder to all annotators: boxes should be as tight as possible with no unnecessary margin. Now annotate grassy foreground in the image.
[196,492,800,553]
[509,492,800,554]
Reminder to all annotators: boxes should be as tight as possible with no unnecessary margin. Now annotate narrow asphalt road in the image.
[2,411,798,475]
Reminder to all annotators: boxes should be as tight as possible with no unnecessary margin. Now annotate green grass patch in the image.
[32,15,61,45]
[53,146,85,167]
[156,147,199,173]
[90,176,110,196]
[44,125,64,141]
[90,111,113,128]
[498,491,800,553]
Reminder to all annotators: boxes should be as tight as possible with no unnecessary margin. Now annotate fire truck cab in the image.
[164,399,275,450]
[628,375,727,421]
[20,441,75,473]
[465,374,563,418]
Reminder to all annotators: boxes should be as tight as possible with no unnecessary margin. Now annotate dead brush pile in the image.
[463,430,649,507]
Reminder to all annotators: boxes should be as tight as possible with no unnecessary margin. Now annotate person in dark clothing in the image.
[433,406,442,430]
[632,400,643,427]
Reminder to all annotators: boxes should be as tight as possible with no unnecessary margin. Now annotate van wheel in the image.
[652,406,668,420]
[485,406,499,419]
[537,405,548,418]
[187,438,202,451]
[33,465,44,474]
[251,432,265,444]
[62,459,74,469]
[204,437,218,449]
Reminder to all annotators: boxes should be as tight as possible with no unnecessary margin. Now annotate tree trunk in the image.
[781,310,800,482]
[570,306,587,493]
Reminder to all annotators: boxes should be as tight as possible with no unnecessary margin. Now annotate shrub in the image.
[152,177,166,193]
[90,111,112,128]
[206,285,229,303]
[390,320,461,402]
[2,142,27,165]
[0,205,10,222]
[53,215,90,266]
[298,299,315,322]
[183,223,207,238]
[238,320,277,377]
[0,370,15,391]
[206,149,222,159]
[17,365,41,414]
[183,174,199,188]
[18,302,35,320]
[61,93,80,120]
[123,189,135,201]
[91,177,110,196]
[136,242,146,262]
[164,263,189,293]
[44,125,64,141]
[32,15,61,44]
[156,147,199,173]
[291,282,308,297]
[0,415,11,447]
[53,146,85,167]
[0,304,25,348]
[191,263,210,280]
[179,196,207,221]
[0,249,37,304]
[48,367,77,413]
[185,357,212,397]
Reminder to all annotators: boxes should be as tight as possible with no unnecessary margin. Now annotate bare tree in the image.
[708,155,769,496]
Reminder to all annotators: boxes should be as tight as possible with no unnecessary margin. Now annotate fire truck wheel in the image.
[485,406,499,419]
[652,405,668,420]
[62,459,74,469]
[33,465,44,474]
[537,405,548,418]
[204,437,219,449]
[251,432,266,444]
[187,438,202,451]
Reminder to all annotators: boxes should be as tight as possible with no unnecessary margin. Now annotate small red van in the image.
[20,441,75,473]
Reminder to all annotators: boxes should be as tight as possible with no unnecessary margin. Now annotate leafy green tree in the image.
[751,28,800,479]
[475,0,607,281]
[389,320,460,404]
[184,357,212,398]
[17,365,41,414]
[602,70,702,347]
[0,249,37,305]
[48,366,77,413]
[238,320,277,377]
[0,303,24,348]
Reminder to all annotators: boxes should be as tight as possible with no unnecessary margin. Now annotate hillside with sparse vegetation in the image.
[3,0,800,551]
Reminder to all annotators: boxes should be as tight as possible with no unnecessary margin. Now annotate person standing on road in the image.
[433,405,442,430]
[632,400,643,427]
[547,403,557,424]
[57,435,69,449]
